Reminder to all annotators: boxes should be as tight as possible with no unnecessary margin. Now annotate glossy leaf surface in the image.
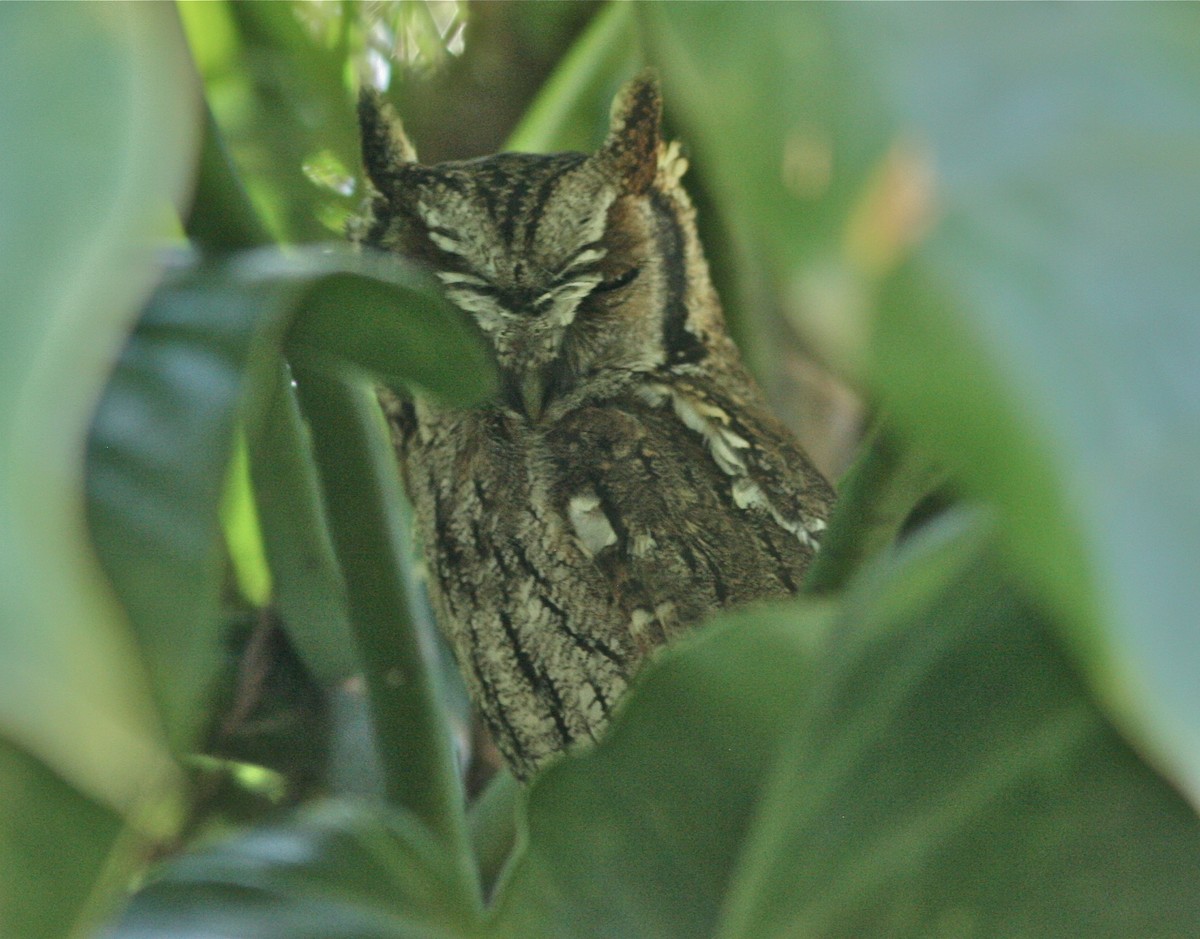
[86,246,493,744]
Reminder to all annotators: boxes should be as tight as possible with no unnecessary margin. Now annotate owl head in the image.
[356,73,717,419]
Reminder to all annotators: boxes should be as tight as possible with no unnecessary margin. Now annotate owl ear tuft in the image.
[358,87,418,193]
[596,70,662,195]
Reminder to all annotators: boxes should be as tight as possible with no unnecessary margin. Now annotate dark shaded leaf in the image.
[803,427,946,594]
[88,257,286,746]
[248,363,356,685]
[86,246,494,744]
[109,800,483,939]
[468,771,520,899]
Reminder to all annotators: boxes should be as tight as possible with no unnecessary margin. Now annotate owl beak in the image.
[499,366,547,421]
[519,369,546,421]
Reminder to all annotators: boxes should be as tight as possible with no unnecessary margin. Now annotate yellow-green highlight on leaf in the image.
[221,430,273,608]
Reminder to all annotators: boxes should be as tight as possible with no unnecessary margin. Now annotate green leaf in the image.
[88,255,291,747]
[0,0,194,869]
[646,2,1200,803]
[189,100,275,253]
[248,362,356,684]
[803,427,946,595]
[293,371,478,904]
[221,431,274,608]
[721,523,1200,937]
[0,742,125,939]
[0,2,196,931]
[489,515,1200,937]
[86,246,495,744]
[181,0,360,243]
[468,771,520,898]
[489,591,832,938]
[109,800,484,939]
[283,247,497,406]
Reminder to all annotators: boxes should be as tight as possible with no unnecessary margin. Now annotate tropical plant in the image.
[3,3,1199,937]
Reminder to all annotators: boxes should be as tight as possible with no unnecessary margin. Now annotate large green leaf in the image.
[108,800,484,939]
[488,516,1200,938]
[0,5,199,931]
[0,3,197,933]
[489,596,829,939]
[86,246,495,745]
[719,528,1200,937]
[102,514,1200,936]
[646,2,1200,801]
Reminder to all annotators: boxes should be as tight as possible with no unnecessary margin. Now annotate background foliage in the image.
[2,3,1199,937]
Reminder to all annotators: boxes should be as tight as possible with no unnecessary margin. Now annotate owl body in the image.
[360,76,834,779]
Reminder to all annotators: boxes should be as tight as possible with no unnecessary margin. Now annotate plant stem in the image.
[246,361,357,685]
[293,367,481,910]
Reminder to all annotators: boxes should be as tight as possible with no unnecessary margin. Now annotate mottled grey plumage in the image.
[356,74,835,780]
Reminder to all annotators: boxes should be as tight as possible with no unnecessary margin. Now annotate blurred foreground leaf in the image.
[492,515,1200,938]
[490,594,830,939]
[109,800,484,939]
[648,0,1200,803]
[719,522,1200,937]
[0,744,125,939]
[0,3,197,935]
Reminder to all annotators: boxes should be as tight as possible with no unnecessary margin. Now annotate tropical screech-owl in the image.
[356,73,836,780]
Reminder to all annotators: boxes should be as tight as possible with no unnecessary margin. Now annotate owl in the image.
[356,73,835,780]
